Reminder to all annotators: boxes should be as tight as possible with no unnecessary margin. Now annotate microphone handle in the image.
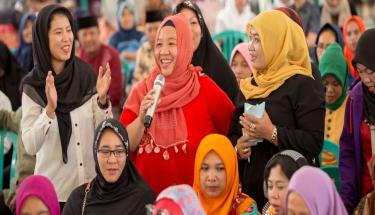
[144,85,162,128]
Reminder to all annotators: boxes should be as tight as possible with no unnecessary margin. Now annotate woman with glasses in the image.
[339,28,375,214]
[62,119,155,215]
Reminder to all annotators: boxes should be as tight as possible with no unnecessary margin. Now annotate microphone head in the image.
[154,74,165,88]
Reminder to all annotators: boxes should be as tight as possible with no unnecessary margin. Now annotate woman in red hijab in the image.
[120,13,234,195]
[343,16,366,80]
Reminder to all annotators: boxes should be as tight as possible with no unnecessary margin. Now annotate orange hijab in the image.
[193,134,239,214]
[343,16,366,79]
[124,14,201,150]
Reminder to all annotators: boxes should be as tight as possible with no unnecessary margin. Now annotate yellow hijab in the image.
[240,10,313,99]
[193,134,240,214]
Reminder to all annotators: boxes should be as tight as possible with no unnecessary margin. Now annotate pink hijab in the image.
[230,42,252,83]
[16,175,60,215]
[124,13,201,150]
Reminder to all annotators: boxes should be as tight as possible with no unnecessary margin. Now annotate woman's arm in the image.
[120,89,155,152]
[92,94,113,128]
[339,99,359,214]
[21,93,54,155]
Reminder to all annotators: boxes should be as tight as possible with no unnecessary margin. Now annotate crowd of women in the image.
[0,0,374,215]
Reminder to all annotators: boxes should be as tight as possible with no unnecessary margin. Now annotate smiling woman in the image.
[120,13,234,195]
[229,10,324,209]
[20,4,112,208]
[62,119,155,215]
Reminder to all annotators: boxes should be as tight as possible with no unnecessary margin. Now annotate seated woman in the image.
[314,23,343,64]
[16,13,36,73]
[343,16,366,80]
[230,42,253,85]
[285,166,347,215]
[340,28,375,214]
[146,184,205,215]
[0,41,25,111]
[16,175,60,215]
[319,43,348,165]
[120,14,234,195]
[262,150,308,215]
[109,1,144,76]
[62,119,155,215]
[230,10,324,208]
[215,0,255,34]
[320,0,352,28]
[194,134,258,215]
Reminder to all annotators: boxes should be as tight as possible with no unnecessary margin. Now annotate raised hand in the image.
[45,71,57,118]
[97,62,111,104]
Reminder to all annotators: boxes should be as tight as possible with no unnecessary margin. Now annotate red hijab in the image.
[124,13,201,149]
[343,16,366,79]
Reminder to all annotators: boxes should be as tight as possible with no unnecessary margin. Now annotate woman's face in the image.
[248,27,266,70]
[346,21,362,51]
[357,63,375,94]
[235,0,247,13]
[326,0,341,8]
[155,26,178,77]
[316,29,337,62]
[287,192,311,215]
[20,196,50,215]
[231,52,252,81]
[323,74,343,104]
[180,8,201,52]
[23,19,33,44]
[199,151,226,198]
[267,165,290,215]
[97,129,127,183]
[48,13,73,64]
[120,7,135,30]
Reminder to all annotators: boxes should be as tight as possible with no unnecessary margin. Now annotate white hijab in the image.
[215,0,255,34]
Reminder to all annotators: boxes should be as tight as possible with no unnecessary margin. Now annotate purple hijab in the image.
[16,175,60,215]
[285,166,348,215]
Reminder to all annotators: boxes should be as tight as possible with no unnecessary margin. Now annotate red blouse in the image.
[120,75,234,194]
[360,118,374,196]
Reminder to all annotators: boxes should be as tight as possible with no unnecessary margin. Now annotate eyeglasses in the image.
[145,204,172,215]
[96,148,126,158]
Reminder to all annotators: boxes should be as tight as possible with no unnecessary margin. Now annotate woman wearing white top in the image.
[20,4,112,206]
[215,0,255,34]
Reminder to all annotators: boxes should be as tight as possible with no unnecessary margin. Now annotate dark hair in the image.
[263,150,308,198]
[264,156,300,182]
[320,26,338,42]
[48,8,74,34]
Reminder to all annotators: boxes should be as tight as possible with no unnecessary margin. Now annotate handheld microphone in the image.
[144,74,165,128]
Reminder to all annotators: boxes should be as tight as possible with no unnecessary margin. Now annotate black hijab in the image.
[21,4,97,163]
[62,119,156,215]
[174,0,239,104]
[353,28,375,125]
[0,41,25,110]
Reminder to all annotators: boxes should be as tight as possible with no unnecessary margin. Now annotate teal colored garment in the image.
[319,43,348,110]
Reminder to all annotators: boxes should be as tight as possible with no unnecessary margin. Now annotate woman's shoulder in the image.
[69,183,87,199]
[198,73,222,91]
